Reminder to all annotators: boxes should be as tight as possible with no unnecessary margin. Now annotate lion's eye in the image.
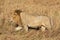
[13,17,15,18]
[14,13,17,15]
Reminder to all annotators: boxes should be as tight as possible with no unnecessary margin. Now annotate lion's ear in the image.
[14,10,22,15]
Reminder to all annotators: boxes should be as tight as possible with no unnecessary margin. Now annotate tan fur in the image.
[10,12,22,27]
[20,12,52,32]
[10,12,52,32]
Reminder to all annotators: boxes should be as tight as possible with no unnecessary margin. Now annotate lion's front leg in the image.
[24,25,28,32]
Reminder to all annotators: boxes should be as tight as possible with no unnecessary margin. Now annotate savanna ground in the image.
[0,0,60,40]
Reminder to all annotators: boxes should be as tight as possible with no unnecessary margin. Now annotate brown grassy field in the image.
[0,0,60,40]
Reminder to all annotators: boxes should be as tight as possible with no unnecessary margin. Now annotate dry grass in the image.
[0,0,60,40]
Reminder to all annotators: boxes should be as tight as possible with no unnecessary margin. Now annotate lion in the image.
[10,10,53,32]
[20,12,53,32]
